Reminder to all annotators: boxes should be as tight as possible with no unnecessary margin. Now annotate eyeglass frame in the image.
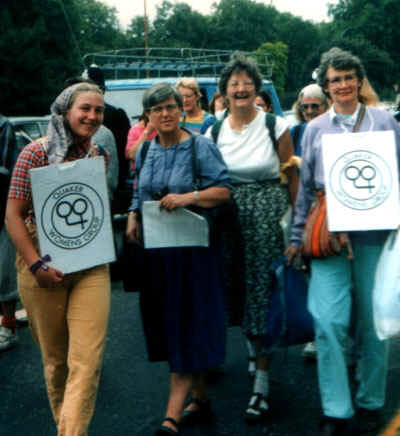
[300,103,322,112]
[326,72,359,86]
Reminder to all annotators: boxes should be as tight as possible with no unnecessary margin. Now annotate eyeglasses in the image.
[300,103,322,111]
[326,73,358,86]
[150,103,180,114]
[228,81,255,89]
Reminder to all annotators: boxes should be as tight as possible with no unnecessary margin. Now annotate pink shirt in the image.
[125,123,156,160]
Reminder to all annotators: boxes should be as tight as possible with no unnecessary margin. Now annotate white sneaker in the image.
[0,326,18,351]
[302,341,317,360]
[16,308,28,326]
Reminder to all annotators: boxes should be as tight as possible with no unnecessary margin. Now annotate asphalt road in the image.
[2,280,400,436]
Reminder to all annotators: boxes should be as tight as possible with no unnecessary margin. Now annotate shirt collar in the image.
[329,103,361,128]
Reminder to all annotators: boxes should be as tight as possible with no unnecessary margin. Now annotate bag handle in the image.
[353,104,366,133]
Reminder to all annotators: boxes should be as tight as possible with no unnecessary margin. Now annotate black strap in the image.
[189,136,199,189]
[265,112,278,151]
[136,140,151,177]
[210,110,229,143]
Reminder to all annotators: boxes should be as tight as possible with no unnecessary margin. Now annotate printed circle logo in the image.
[41,183,104,249]
[329,150,392,210]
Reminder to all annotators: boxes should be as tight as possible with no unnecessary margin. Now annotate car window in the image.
[14,122,42,141]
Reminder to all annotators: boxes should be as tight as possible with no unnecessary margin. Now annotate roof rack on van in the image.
[82,47,273,80]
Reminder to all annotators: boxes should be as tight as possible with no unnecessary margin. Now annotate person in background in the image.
[176,77,210,135]
[5,83,111,436]
[286,47,400,436]
[289,83,328,361]
[85,65,131,204]
[0,114,25,351]
[125,111,157,163]
[291,83,329,158]
[205,52,298,423]
[65,76,119,201]
[255,89,273,113]
[200,92,228,134]
[126,83,231,436]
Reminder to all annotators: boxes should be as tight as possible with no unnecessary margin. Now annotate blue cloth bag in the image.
[264,256,314,350]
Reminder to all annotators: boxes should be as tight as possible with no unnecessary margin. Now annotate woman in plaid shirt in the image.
[5,83,111,436]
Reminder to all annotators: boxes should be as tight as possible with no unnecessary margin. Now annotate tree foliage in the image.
[256,42,288,97]
[2,0,400,115]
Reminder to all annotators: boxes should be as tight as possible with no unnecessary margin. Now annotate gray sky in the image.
[101,0,338,28]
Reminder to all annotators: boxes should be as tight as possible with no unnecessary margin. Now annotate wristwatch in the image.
[193,190,200,203]
[29,255,51,275]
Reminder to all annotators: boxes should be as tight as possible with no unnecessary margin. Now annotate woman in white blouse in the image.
[206,52,298,422]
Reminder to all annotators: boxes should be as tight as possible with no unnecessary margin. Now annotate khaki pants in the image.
[17,231,110,436]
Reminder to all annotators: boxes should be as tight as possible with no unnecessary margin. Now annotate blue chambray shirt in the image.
[129,134,231,212]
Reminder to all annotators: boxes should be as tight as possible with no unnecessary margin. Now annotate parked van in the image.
[84,48,284,122]
[105,76,283,122]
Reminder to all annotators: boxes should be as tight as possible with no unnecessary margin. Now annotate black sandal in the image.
[181,397,215,425]
[155,417,180,435]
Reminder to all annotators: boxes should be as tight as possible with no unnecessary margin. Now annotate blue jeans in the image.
[308,242,389,418]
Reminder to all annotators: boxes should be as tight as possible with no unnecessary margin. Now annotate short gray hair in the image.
[294,84,329,123]
[317,47,365,92]
[142,83,183,112]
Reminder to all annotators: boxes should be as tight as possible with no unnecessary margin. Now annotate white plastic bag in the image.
[373,229,400,340]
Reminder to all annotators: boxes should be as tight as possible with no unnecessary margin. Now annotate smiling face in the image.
[226,71,256,111]
[300,97,326,122]
[65,91,104,141]
[148,96,182,135]
[324,67,361,112]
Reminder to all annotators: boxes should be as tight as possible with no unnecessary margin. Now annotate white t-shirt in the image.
[205,110,288,183]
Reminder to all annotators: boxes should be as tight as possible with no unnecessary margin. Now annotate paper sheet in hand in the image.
[322,130,400,231]
[30,157,116,274]
[142,201,209,248]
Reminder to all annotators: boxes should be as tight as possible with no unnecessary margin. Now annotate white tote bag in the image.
[373,229,400,340]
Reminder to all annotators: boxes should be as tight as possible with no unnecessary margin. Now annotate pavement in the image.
[1,280,400,436]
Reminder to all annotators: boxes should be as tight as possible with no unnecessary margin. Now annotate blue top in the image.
[200,115,217,135]
[290,123,306,157]
[129,134,231,211]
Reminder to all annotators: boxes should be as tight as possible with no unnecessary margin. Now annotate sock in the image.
[2,316,17,334]
[246,338,256,358]
[253,369,269,397]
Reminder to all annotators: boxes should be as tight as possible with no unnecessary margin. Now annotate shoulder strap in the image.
[140,140,151,164]
[353,104,366,133]
[210,109,229,143]
[136,140,151,178]
[189,136,199,189]
[211,119,223,143]
[265,113,278,151]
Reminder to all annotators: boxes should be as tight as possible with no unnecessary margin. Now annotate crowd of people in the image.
[2,46,400,436]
